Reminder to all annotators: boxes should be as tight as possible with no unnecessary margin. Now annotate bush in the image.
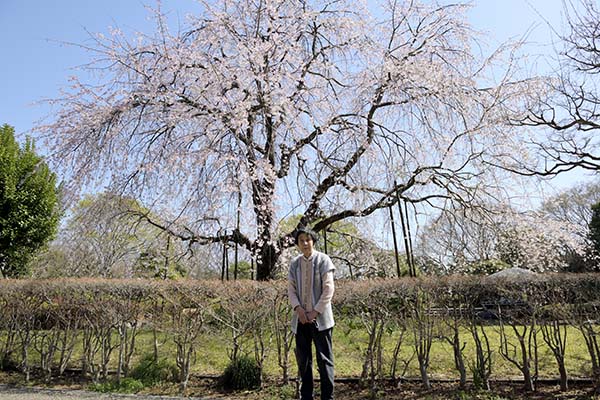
[221,354,262,390]
[0,351,19,372]
[89,377,145,393]
[4,276,600,388]
[130,354,178,386]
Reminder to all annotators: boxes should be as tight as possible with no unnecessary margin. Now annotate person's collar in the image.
[302,251,315,261]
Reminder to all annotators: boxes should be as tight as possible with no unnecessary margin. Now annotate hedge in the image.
[0,274,599,393]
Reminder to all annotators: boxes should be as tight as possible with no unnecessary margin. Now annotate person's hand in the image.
[306,310,319,323]
[296,306,309,324]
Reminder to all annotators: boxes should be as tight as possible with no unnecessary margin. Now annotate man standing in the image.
[288,227,335,400]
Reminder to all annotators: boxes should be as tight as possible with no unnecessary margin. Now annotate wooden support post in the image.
[388,205,402,277]
[234,191,241,280]
[404,200,416,277]
[395,181,414,277]
[221,232,226,282]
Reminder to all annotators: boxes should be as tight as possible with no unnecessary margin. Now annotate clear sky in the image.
[0,0,590,192]
[0,0,567,137]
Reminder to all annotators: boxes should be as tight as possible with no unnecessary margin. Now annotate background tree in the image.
[39,0,540,279]
[417,205,500,274]
[0,124,60,278]
[418,204,585,274]
[586,201,600,270]
[29,192,203,278]
[589,203,600,252]
[495,212,584,272]
[512,0,600,175]
[540,180,600,237]
[539,180,600,271]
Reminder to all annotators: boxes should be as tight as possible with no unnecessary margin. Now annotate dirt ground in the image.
[1,371,600,400]
[329,380,600,400]
[211,380,600,400]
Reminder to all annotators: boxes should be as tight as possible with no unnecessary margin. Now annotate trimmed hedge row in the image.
[0,274,599,393]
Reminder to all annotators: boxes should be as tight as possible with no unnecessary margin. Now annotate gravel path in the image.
[0,385,215,400]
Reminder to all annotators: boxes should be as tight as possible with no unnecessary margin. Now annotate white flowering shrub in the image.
[495,212,586,272]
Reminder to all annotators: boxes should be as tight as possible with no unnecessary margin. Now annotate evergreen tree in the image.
[0,124,61,278]
[589,203,600,251]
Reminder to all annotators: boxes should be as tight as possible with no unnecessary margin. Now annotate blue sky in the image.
[1,0,201,135]
[1,0,589,194]
[0,0,566,137]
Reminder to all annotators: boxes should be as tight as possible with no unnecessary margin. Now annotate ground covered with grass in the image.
[88,321,590,379]
[0,321,597,399]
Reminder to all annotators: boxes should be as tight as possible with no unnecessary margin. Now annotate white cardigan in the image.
[288,251,336,333]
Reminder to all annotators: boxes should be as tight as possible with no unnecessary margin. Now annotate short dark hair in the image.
[293,227,318,245]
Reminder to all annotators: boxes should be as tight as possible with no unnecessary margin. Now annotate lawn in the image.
[0,319,596,399]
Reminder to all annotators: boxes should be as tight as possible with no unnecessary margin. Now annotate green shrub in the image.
[221,354,262,390]
[130,353,178,385]
[89,377,145,393]
[0,351,19,372]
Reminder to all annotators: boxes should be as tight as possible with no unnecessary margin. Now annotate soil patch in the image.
[1,371,599,399]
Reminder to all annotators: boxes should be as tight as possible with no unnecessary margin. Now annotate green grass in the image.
[332,319,592,379]
[0,320,594,382]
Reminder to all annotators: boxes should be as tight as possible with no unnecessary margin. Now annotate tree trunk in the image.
[558,361,568,391]
[518,328,535,392]
[255,242,279,281]
[470,323,492,391]
[580,323,600,391]
[450,328,467,389]
[418,355,430,389]
[522,364,535,392]
[541,321,568,392]
[390,326,406,382]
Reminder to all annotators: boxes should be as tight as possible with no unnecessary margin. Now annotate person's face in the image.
[297,233,314,257]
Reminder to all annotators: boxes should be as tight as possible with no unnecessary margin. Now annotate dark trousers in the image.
[296,323,334,400]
